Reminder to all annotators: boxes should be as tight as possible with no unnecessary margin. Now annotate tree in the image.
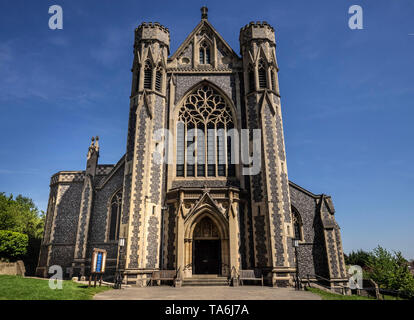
[345,249,372,268]
[366,246,414,297]
[0,193,45,239]
[0,192,45,274]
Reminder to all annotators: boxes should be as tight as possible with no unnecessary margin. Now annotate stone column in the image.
[228,192,240,285]
[175,207,184,287]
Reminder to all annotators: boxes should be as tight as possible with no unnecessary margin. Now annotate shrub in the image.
[0,230,28,261]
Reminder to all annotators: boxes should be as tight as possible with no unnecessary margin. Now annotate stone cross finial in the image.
[202,183,210,193]
[201,6,208,20]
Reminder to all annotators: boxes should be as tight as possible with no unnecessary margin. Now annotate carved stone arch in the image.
[197,34,214,48]
[182,206,231,276]
[185,207,229,241]
[193,216,220,239]
[196,24,215,42]
[173,80,238,129]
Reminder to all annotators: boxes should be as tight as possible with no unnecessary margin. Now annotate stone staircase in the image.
[183,274,230,286]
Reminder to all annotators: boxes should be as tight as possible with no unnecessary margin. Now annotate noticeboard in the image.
[91,248,107,274]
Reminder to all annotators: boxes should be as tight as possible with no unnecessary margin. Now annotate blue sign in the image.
[96,252,103,273]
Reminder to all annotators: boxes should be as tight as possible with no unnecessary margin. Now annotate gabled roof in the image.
[169,19,240,62]
[96,154,126,190]
[185,190,225,221]
[288,180,320,198]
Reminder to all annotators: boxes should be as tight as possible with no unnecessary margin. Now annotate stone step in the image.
[182,276,229,286]
[183,279,229,283]
[183,282,229,287]
[189,274,226,279]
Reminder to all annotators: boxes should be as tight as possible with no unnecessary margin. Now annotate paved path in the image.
[94,286,321,300]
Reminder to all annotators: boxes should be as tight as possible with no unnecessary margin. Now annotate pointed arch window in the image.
[270,69,276,92]
[199,41,211,64]
[258,59,267,89]
[177,84,234,178]
[155,66,162,92]
[143,61,153,89]
[292,207,303,241]
[108,190,122,241]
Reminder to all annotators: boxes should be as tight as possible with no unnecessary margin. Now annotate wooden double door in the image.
[193,239,221,274]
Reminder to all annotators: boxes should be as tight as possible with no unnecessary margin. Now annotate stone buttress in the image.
[72,137,100,276]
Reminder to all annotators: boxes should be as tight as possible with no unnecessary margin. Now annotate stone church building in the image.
[36,7,348,288]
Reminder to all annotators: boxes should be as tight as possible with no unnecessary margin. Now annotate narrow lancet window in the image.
[144,61,152,89]
[258,59,267,89]
[199,41,211,64]
[155,67,162,92]
[292,208,303,241]
[109,191,122,241]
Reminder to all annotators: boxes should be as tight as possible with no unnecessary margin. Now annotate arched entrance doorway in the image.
[193,217,221,274]
[182,208,230,277]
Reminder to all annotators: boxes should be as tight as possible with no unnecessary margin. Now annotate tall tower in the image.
[119,22,170,285]
[240,22,295,286]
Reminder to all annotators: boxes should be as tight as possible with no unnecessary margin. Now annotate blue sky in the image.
[0,0,413,258]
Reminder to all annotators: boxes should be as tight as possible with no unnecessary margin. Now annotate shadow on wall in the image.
[22,237,42,276]
[296,210,330,280]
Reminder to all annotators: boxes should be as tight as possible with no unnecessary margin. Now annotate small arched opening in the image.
[192,216,221,274]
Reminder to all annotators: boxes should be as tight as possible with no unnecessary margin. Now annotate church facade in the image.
[36,8,348,288]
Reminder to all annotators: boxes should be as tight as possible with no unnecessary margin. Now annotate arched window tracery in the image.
[108,190,122,241]
[258,59,267,89]
[176,85,235,178]
[143,60,153,89]
[292,207,303,241]
[194,217,219,239]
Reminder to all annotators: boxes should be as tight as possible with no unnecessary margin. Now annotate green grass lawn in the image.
[306,287,407,300]
[0,275,111,300]
[306,287,375,300]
